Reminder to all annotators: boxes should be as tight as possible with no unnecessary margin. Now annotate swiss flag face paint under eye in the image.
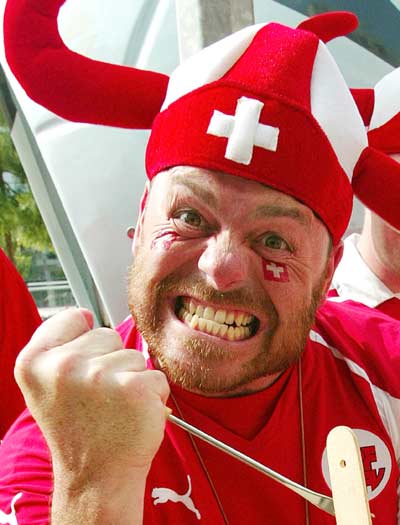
[262,258,289,282]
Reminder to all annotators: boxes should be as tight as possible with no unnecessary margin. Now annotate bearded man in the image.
[1,3,400,525]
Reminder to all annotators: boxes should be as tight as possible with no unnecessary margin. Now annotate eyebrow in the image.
[170,173,310,226]
[250,205,311,226]
[171,174,218,209]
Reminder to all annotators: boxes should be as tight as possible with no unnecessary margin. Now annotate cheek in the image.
[261,258,290,283]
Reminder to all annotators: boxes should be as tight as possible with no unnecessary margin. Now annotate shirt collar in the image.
[331,233,400,307]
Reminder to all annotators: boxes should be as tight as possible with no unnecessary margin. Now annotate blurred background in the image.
[0,0,397,324]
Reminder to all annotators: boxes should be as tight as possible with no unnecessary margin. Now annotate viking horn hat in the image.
[5,2,399,243]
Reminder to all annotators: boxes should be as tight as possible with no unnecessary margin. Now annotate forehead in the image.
[150,166,315,222]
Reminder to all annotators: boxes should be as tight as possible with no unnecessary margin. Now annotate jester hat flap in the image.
[4,1,395,244]
[352,68,400,231]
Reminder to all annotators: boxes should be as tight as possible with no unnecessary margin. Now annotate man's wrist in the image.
[51,464,150,525]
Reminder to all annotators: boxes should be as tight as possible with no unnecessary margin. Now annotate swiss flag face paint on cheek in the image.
[262,259,290,282]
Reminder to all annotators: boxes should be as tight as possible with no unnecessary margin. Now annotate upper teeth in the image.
[185,298,252,326]
[178,298,254,341]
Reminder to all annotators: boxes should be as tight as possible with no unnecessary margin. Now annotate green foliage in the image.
[0,112,55,279]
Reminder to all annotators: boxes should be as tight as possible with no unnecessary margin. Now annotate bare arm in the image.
[14,308,170,525]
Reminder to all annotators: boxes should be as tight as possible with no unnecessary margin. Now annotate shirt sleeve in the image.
[0,409,52,525]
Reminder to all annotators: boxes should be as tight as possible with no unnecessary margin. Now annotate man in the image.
[331,69,400,320]
[1,3,400,524]
[0,247,41,438]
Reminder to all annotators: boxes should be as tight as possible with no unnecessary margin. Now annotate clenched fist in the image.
[15,308,170,506]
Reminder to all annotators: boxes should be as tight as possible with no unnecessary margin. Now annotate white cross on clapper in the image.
[266,262,284,278]
[207,96,280,165]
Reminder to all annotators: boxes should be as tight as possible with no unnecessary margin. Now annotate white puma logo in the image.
[152,475,201,520]
[0,493,22,525]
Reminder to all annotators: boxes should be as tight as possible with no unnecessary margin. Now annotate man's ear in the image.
[131,181,150,256]
[321,240,344,298]
[332,240,344,272]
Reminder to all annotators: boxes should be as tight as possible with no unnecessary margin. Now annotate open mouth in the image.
[176,296,259,341]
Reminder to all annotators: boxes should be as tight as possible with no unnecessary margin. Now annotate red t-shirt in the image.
[0,300,399,524]
[0,248,41,438]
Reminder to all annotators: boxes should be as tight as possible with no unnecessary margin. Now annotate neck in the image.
[153,355,285,397]
[185,371,285,398]
[358,228,400,294]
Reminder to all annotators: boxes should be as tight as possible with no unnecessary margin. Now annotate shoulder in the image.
[0,409,52,524]
[314,299,400,395]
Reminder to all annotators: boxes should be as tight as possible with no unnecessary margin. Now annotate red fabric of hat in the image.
[146,20,367,244]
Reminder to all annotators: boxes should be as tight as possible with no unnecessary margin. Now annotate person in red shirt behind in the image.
[331,70,400,320]
[0,248,41,437]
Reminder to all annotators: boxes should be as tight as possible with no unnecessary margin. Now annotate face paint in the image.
[151,231,178,251]
[262,258,289,282]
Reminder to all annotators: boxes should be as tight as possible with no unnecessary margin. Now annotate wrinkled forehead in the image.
[151,165,302,202]
[148,166,326,229]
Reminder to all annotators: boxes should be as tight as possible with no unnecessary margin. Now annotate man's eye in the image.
[262,234,290,251]
[176,210,204,228]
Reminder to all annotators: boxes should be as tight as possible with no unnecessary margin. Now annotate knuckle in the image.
[151,369,170,389]
[92,327,123,348]
[86,363,106,384]
[49,349,80,378]
[126,349,146,367]
[14,355,32,386]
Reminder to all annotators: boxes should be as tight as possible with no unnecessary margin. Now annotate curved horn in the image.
[297,11,358,43]
[4,0,169,129]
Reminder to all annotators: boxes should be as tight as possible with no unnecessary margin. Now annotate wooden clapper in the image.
[327,426,373,525]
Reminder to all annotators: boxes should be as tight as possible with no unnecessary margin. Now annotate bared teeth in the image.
[225,311,235,325]
[204,306,215,320]
[215,309,226,323]
[177,298,255,341]
[235,312,244,326]
[219,324,228,337]
[189,301,196,315]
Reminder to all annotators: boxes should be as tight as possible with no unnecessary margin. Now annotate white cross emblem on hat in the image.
[207,96,280,165]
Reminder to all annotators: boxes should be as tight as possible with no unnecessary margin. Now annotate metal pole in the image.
[175,0,254,61]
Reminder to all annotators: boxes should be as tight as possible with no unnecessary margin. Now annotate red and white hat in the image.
[5,1,397,244]
[352,70,400,230]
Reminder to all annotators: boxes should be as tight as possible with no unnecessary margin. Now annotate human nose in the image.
[197,231,248,291]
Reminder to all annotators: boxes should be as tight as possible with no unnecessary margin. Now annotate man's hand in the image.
[15,308,170,523]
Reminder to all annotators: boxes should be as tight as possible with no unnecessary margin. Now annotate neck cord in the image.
[169,358,309,525]
[170,390,230,524]
[298,358,310,525]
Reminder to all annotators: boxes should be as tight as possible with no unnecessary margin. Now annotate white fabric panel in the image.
[310,42,368,180]
[370,68,400,131]
[391,153,400,163]
[207,96,279,164]
[161,24,264,110]
[225,97,264,164]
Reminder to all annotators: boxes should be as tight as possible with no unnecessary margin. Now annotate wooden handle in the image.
[327,426,372,525]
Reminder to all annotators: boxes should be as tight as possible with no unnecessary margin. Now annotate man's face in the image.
[128,167,336,396]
